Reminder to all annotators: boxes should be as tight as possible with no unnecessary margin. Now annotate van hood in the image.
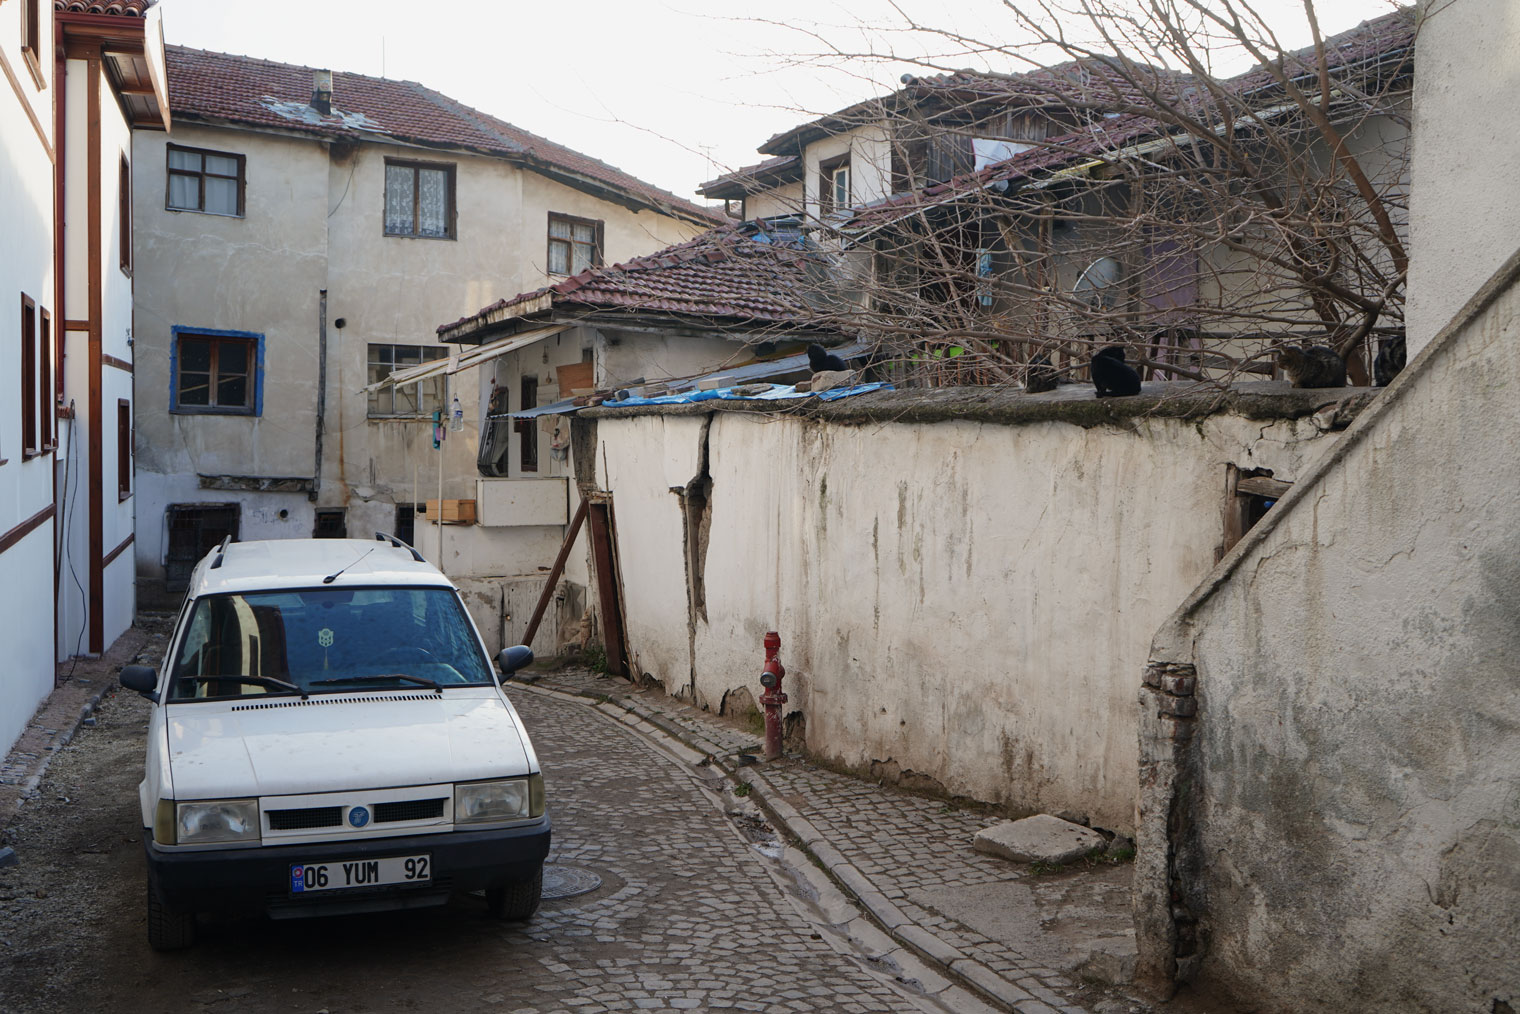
[164,690,530,799]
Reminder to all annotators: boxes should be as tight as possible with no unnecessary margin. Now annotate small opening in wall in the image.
[313,509,347,539]
[1219,465,1293,559]
[278,509,289,520]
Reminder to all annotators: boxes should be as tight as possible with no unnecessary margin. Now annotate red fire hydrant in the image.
[759,631,786,761]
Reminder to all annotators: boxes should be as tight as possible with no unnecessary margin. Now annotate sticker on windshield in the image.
[318,628,334,647]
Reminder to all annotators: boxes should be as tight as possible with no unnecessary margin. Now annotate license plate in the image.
[289,854,431,894]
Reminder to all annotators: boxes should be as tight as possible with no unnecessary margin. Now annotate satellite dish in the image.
[1073,256,1123,309]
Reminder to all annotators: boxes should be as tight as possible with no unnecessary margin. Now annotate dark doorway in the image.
[166,504,240,593]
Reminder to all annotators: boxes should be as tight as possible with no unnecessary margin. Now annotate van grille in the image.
[374,798,446,823]
[231,693,439,712]
[267,806,343,830]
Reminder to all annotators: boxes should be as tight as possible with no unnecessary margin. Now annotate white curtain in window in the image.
[418,168,448,237]
[385,165,414,234]
[204,177,237,215]
[168,174,198,210]
[548,240,570,274]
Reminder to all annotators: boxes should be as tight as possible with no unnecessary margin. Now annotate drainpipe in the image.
[311,290,327,502]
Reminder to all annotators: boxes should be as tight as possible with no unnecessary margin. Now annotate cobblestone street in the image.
[0,669,1035,1014]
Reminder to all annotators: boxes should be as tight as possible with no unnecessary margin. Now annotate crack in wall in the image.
[673,418,713,703]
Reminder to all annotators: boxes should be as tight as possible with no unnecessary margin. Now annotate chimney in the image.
[311,70,333,115]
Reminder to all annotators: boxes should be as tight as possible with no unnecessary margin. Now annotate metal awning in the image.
[361,324,567,393]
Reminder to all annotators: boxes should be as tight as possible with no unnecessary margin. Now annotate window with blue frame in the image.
[171,327,264,415]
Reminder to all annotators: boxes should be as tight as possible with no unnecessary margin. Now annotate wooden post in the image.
[520,496,589,648]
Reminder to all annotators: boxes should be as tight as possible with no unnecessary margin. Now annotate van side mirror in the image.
[496,645,533,679]
[120,664,160,702]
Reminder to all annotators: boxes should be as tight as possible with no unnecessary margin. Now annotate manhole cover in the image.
[542,864,602,900]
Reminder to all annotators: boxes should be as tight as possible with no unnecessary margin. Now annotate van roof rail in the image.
[375,531,425,563]
[208,535,233,569]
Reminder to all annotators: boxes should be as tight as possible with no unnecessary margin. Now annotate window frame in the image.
[119,155,132,275]
[383,158,457,240]
[19,294,37,459]
[367,343,449,419]
[39,308,52,451]
[546,212,604,276]
[165,143,247,218]
[21,0,44,89]
[169,327,264,416]
[819,155,851,215]
[117,399,132,501]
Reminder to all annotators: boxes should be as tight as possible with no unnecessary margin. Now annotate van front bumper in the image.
[145,819,550,918]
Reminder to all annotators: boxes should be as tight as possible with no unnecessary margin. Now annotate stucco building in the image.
[130,46,716,602]
[0,0,167,755]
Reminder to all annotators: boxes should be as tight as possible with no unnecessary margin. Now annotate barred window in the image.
[368,344,448,417]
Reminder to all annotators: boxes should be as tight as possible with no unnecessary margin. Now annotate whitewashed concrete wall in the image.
[592,392,1355,830]
[1407,0,1520,356]
[1135,252,1520,1011]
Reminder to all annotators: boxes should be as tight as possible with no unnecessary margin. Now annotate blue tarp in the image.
[613,382,892,407]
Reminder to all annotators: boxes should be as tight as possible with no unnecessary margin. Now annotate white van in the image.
[120,535,549,949]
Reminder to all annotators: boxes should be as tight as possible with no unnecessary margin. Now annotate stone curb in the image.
[518,680,1052,1014]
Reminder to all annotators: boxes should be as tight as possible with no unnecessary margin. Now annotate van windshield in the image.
[168,586,492,700]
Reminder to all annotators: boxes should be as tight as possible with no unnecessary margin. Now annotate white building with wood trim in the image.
[0,0,168,755]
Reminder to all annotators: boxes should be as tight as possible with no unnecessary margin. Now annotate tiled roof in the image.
[698,155,803,199]
[835,8,1415,233]
[53,0,153,14]
[842,114,1164,232]
[164,46,721,226]
[438,224,834,339]
[753,7,1411,158]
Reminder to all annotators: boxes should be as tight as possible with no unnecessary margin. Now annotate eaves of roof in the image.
[438,225,837,343]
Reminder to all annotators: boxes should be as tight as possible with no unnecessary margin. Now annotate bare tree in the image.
[711,1,1413,390]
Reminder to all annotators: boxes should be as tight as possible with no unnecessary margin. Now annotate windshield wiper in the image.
[178,675,309,699]
[308,673,441,692]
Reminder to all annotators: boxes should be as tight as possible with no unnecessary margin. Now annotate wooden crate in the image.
[555,360,595,396]
[424,498,476,524]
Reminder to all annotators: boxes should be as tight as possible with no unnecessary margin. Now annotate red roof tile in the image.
[439,225,833,339]
[53,0,154,13]
[839,8,1415,232]
[53,0,154,14]
[164,46,721,226]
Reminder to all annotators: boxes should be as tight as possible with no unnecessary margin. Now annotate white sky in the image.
[154,0,1400,204]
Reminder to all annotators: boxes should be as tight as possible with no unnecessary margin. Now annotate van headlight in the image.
[174,799,260,844]
[455,774,543,824]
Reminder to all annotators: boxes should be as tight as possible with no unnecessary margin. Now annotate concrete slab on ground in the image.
[974,815,1107,865]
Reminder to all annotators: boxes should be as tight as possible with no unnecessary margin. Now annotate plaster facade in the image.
[1407,0,1520,355]
[1136,252,1520,1012]
[1,5,160,753]
[0,7,58,753]
[131,115,703,598]
[588,391,1355,830]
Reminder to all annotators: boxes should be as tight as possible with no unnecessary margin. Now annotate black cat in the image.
[807,343,849,373]
[1373,335,1406,387]
[1024,355,1058,394]
[1276,346,1346,388]
[1091,346,1141,397]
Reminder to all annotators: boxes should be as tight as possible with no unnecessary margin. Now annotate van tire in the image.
[147,880,197,950]
[486,865,542,921]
